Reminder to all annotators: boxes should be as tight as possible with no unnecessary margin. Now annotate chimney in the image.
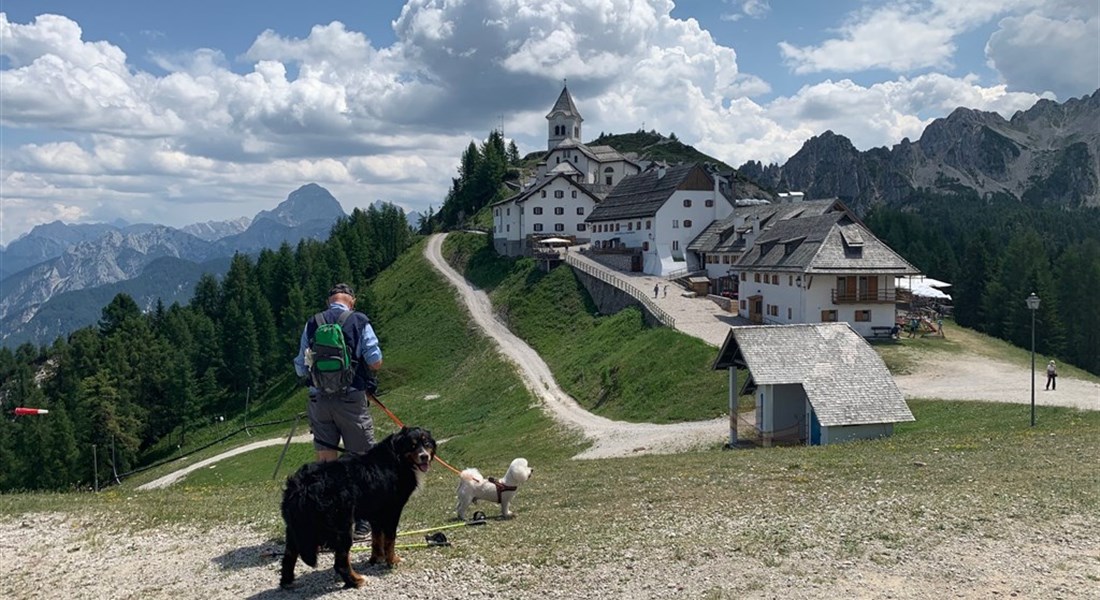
[657,164,666,179]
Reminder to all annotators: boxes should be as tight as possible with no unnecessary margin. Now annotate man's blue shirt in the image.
[293,302,382,386]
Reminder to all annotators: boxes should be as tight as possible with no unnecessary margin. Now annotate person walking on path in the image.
[654,283,659,298]
[1046,360,1057,391]
[293,283,383,539]
[663,284,668,298]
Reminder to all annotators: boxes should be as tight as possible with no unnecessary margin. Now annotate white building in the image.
[688,198,844,294]
[493,85,640,256]
[732,207,920,337]
[491,171,601,256]
[584,163,734,276]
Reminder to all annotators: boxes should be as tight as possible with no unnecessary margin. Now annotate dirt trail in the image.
[137,434,312,491]
[424,234,727,458]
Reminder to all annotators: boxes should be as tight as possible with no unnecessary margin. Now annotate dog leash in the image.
[369,393,466,477]
[298,391,469,479]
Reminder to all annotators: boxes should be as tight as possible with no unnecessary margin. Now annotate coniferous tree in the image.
[99,294,141,335]
[192,273,221,321]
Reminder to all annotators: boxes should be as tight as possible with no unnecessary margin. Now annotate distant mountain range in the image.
[0,183,349,347]
[738,89,1100,213]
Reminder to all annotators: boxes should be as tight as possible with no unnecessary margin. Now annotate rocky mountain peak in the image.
[738,89,1100,212]
[253,183,346,227]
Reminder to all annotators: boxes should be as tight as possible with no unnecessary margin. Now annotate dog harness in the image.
[487,477,518,503]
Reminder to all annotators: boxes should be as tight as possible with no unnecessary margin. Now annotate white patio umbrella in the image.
[538,237,572,246]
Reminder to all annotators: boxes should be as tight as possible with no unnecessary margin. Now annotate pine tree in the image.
[99,294,141,335]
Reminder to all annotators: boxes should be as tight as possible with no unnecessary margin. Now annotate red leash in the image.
[369,393,465,477]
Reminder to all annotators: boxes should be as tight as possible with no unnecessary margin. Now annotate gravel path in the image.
[424,234,728,459]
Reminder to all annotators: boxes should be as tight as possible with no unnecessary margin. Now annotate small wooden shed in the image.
[713,323,914,446]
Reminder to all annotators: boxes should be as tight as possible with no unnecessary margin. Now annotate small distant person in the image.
[663,284,668,298]
[1045,360,1057,391]
[890,323,901,340]
[654,283,659,298]
[937,316,945,337]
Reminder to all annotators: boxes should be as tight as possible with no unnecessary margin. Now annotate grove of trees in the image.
[0,204,414,492]
[424,130,517,232]
[865,191,1100,375]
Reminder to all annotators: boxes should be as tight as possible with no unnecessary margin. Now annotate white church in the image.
[492,86,641,256]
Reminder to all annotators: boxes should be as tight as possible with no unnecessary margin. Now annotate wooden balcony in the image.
[831,289,897,304]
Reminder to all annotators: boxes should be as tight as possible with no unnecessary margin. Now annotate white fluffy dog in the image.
[455,458,532,520]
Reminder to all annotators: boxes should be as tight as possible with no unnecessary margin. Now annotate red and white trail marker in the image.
[13,407,49,416]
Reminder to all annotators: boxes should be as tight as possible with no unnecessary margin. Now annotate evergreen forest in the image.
[865,192,1100,375]
[0,204,413,492]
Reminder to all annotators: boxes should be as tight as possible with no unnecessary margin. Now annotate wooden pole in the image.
[92,444,99,493]
[728,366,737,448]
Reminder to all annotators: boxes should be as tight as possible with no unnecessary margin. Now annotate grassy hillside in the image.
[1,233,1098,600]
[442,232,732,423]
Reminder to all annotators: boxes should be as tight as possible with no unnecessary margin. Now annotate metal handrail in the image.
[564,254,676,328]
[831,289,898,303]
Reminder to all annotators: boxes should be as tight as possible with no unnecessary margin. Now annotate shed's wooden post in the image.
[728,365,737,448]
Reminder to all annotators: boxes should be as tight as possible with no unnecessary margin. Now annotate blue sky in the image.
[1,0,1097,243]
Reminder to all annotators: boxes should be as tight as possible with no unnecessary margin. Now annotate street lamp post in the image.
[1026,292,1040,427]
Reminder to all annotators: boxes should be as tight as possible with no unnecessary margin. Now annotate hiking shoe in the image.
[353,520,371,542]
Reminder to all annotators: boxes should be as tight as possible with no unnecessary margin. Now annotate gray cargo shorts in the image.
[308,388,375,453]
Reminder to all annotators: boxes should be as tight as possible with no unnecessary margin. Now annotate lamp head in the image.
[1026,292,1040,310]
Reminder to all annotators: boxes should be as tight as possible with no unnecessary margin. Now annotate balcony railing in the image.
[831,289,897,304]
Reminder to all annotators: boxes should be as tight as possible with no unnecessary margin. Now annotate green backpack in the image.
[309,311,355,394]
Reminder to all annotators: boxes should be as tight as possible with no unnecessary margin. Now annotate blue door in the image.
[809,408,821,445]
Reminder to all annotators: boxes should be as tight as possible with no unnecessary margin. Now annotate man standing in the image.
[1045,360,1057,391]
[293,283,382,539]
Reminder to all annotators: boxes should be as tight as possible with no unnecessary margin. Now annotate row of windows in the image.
[593,220,652,233]
[671,220,693,228]
[531,223,584,232]
[736,303,873,323]
[495,206,585,217]
[705,254,735,264]
[493,223,588,233]
[681,199,714,208]
[552,125,579,137]
[541,189,578,199]
[533,206,583,215]
[741,272,800,286]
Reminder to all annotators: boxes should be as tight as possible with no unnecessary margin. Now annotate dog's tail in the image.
[460,467,484,484]
[282,477,320,568]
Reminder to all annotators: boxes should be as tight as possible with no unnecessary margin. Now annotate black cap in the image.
[328,283,355,298]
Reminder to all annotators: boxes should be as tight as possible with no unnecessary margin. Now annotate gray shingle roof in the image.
[687,200,840,252]
[547,86,583,120]
[712,323,915,427]
[490,173,602,207]
[586,163,702,222]
[735,212,920,275]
